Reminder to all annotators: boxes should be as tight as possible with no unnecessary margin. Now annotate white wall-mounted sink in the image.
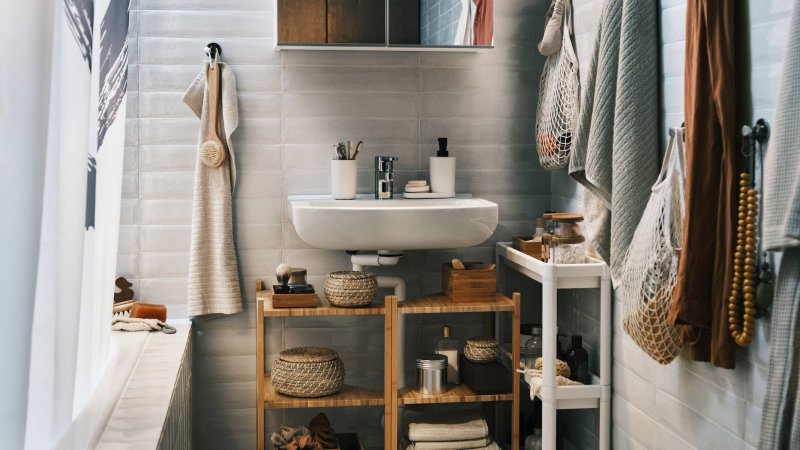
[288,195,499,251]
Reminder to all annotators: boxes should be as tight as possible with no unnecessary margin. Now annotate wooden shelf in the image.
[257,288,386,317]
[398,383,513,405]
[263,372,384,409]
[398,293,515,314]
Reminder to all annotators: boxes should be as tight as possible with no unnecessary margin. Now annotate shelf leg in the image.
[256,282,265,450]
[542,276,558,450]
[512,293,521,450]
[388,295,399,450]
[599,271,612,450]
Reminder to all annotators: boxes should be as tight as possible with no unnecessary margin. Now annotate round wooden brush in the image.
[200,62,226,168]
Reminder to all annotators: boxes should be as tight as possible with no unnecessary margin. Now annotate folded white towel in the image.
[413,437,491,450]
[404,410,488,442]
[404,439,499,450]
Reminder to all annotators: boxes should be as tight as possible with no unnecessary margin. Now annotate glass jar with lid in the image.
[524,324,543,369]
[552,235,586,264]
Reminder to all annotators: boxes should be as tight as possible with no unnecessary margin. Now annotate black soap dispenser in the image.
[566,335,590,384]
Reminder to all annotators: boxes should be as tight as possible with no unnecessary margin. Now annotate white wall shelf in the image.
[496,242,611,450]
[274,44,492,52]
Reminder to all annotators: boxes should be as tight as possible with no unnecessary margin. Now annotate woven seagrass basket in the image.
[324,271,377,307]
[272,347,345,398]
[464,337,502,363]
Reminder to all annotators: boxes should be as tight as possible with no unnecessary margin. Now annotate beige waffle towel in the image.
[183,63,243,316]
[405,410,488,442]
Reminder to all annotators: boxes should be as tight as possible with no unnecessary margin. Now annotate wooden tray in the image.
[442,262,497,303]
[513,236,545,261]
[270,285,319,308]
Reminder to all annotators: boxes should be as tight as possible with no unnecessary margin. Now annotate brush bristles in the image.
[200,140,225,167]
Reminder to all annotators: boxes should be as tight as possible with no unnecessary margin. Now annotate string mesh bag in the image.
[535,0,580,170]
[619,128,686,365]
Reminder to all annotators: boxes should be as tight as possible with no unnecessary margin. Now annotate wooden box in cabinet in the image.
[442,262,497,303]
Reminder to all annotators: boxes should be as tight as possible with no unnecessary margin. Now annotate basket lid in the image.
[551,213,584,223]
[279,347,339,363]
[466,337,498,348]
[328,270,375,280]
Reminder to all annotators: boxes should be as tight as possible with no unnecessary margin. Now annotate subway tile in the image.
[139,171,194,199]
[140,225,191,252]
[139,64,282,92]
[140,199,192,225]
[420,118,534,145]
[283,50,419,68]
[282,118,419,145]
[138,37,280,66]
[612,394,656,448]
[421,92,537,119]
[138,11,271,38]
[657,391,747,450]
[140,251,190,278]
[421,67,538,94]
[283,92,419,119]
[138,277,188,304]
[284,66,419,93]
[136,0,268,11]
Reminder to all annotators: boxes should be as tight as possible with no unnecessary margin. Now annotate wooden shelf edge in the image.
[397,384,513,405]
[263,372,384,409]
[398,293,514,314]
[256,282,386,317]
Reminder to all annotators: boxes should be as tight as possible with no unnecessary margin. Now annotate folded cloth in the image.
[413,437,491,450]
[271,426,320,450]
[403,437,500,450]
[308,413,337,449]
[111,317,176,334]
[404,410,488,442]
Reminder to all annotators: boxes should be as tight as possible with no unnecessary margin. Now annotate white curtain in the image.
[15,0,130,448]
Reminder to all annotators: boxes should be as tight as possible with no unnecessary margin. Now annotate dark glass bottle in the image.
[566,335,590,384]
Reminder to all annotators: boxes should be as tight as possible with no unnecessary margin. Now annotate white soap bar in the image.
[404,185,431,193]
[407,180,429,187]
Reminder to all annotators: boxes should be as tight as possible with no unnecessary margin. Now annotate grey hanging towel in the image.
[760,0,800,447]
[567,0,659,281]
[182,62,242,316]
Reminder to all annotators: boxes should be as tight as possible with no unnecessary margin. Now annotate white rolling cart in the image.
[496,242,611,450]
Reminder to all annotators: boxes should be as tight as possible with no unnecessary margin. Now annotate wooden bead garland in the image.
[729,172,757,347]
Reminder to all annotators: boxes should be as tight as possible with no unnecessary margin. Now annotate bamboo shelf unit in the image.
[256,279,521,450]
[496,242,611,450]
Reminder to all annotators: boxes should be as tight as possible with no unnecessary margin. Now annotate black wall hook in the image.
[206,42,222,60]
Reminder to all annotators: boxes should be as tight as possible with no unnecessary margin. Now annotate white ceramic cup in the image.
[331,159,357,199]
[429,156,456,195]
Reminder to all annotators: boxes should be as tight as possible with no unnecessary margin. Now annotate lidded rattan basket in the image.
[271,347,345,398]
[464,337,502,363]
[324,271,378,307]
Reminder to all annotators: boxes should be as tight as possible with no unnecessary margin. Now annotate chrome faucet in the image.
[374,156,398,199]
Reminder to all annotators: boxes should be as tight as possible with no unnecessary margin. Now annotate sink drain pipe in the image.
[349,251,408,389]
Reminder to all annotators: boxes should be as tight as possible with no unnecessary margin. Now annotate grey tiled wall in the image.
[121,0,550,448]
[551,1,793,449]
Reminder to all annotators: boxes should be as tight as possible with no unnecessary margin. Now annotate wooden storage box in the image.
[442,262,497,303]
[513,236,546,261]
[459,355,511,395]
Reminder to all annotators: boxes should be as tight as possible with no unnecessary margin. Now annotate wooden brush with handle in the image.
[199,62,226,167]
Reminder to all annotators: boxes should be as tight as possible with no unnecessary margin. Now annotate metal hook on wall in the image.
[205,42,222,63]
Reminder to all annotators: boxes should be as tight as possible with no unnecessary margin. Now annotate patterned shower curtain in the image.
[25,0,130,447]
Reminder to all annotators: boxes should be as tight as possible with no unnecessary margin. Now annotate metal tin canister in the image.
[416,354,448,395]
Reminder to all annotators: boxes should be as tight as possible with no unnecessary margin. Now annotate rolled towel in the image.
[404,410,488,442]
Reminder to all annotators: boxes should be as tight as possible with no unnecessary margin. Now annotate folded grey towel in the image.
[404,410,488,442]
